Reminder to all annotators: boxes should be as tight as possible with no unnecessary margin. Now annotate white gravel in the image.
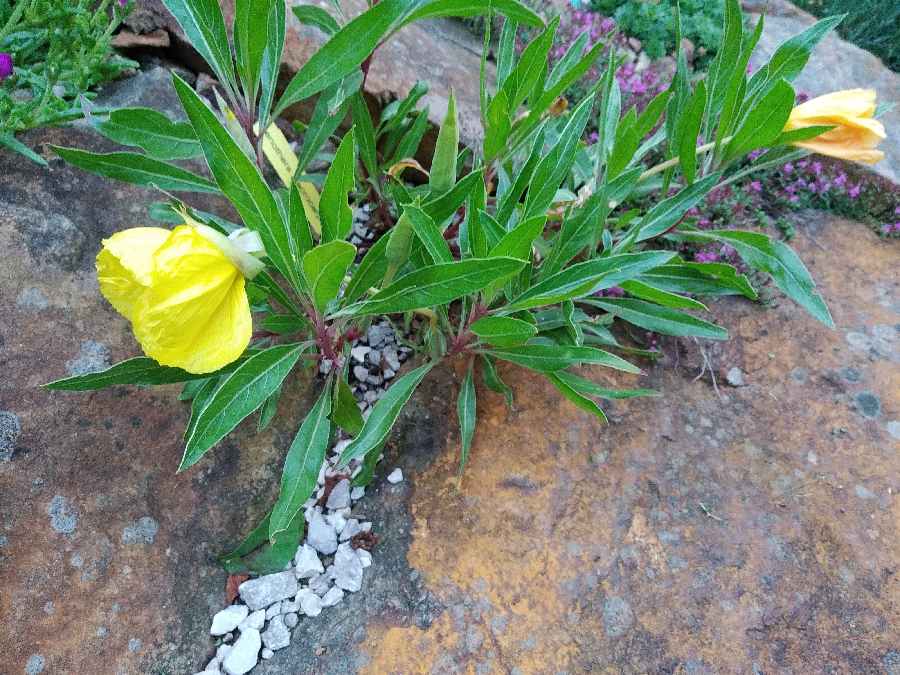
[210,605,248,636]
[221,628,260,675]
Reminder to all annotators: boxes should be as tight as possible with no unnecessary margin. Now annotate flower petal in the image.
[789,89,877,122]
[96,227,171,321]
[132,226,251,374]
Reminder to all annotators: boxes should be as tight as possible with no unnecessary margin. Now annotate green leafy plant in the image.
[0,0,136,163]
[45,0,853,573]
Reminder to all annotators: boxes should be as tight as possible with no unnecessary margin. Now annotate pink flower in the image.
[0,53,12,80]
[748,181,763,194]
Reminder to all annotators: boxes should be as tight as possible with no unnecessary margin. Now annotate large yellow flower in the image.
[97,223,265,374]
[784,89,886,164]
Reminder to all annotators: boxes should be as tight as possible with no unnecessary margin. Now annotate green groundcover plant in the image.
[0,0,135,163]
[44,0,871,572]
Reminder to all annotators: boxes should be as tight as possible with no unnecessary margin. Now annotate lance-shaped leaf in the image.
[336,257,526,317]
[269,381,333,541]
[181,344,306,471]
[338,363,434,466]
[679,229,833,327]
[332,378,364,437]
[457,361,476,476]
[276,0,408,114]
[471,316,537,348]
[95,108,201,160]
[45,357,211,390]
[554,371,660,400]
[162,0,236,94]
[635,174,720,242]
[584,298,729,340]
[343,233,390,305]
[52,147,217,193]
[726,79,795,160]
[258,0,286,128]
[302,241,357,313]
[488,344,640,374]
[406,204,452,264]
[234,0,277,102]
[172,75,302,292]
[429,91,459,194]
[220,510,304,574]
[292,5,340,35]
[320,128,357,242]
[641,262,757,299]
[402,0,543,28]
[503,251,676,312]
[547,373,607,422]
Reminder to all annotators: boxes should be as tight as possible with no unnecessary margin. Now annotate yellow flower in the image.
[784,89,886,164]
[97,223,266,374]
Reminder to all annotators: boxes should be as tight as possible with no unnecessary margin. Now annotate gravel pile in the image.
[198,318,408,675]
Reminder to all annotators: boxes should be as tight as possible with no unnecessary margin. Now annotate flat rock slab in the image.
[748,2,900,183]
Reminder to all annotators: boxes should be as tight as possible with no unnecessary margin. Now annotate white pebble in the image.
[321,585,344,607]
[221,628,260,675]
[333,542,364,593]
[296,588,323,617]
[350,345,371,363]
[306,511,338,555]
[387,468,403,484]
[283,612,299,629]
[210,605,249,636]
[261,614,290,651]
[339,518,361,542]
[260,648,274,660]
[350,486,365,501]
[238,571,298,611]
[265,605,280,620]
[325,511,347,534]
[326,479,351,510]
[357,548,372,568]
[293,544,324,579]
[238,609,265,632]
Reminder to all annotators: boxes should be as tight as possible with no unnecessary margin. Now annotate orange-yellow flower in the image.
[784,89,886,164]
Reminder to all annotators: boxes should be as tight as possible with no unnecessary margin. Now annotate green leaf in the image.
[471,316,537,348]
[429,91,459,194]
[618,280,708,310]
[338,257,526,317]
[504,251,676,312]
[297,73,360,173]
[489,216,546,260]
[258,0,286,128]
[320,128,356,242]
[332,378,364,437]
[161,0,237,95]
[45,357,209,391]
[489,344,640,374]
[547,373,607,422]
[276,0,408,114]
[172,75,302,292]
[677,80,707,185]
[484,89,512,163]
[338,363,434,466]
[302,240,357,313]
[751,15,843,93]
[234,0,276,102]
[642,262,758,300]
[344,233,390,304]
[554,371,659,400]
[390,108,430,165]
[220,510,304,574]
[291,4,340,35]
[726,79,795,160]
[51,147,217,193]
[457,361,476,476]
[351,93,379,180]
[0,133,48,166]
[96,108,201,160]
[421,169,483,224]
[180,344,305,471]
[635,174,720,242]
[681,229,833,326]
[480,354,514,406]
[496,17,518,89]
[402,0,543,28]
[405,204,452,264]
[257,386,282,432]
[261,313,308,334]
[585,298,729,340]
[269,382,333,541]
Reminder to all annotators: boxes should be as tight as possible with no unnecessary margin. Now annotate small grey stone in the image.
[321,586,344,607]
[294,544,324,579]
[602,596,633,637]
[367,324,391,347]
[238,571,299,611]
[296,588,323,617]
[350,346,371,363]
[725,367,746,387]
[122,516,159,545]
[222,628,260,675]
[340,519,361,542]
[325,511,347,534]
[357,549,372,568]
[383,347,401,372]
[366,374,384,386]
[238,609,265,632]
[265,605,280,620]
[47,495,78,534]
[211,605,249,635]
[333,543,364,593]
[308,573,331,596]
[306,511,338,555]
[352,365,370,382]
[261,615,290,651]
[260,648,274,660]
[855,392,881,418]
[364,390,378,404]
[326,479,351,510]
[216,644,232,661]
[383,368,396,379]
[350,486,365,501]
[387,468,404,484]
[283,612,299,629]
[16,286,49,310]
[128,638,142,653]
[25,654,46,675]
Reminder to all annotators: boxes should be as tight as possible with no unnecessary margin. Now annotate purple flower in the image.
[0,53,12,80]
[782,163,794,175]
[747,180,763,194]
[848,184,862,199]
